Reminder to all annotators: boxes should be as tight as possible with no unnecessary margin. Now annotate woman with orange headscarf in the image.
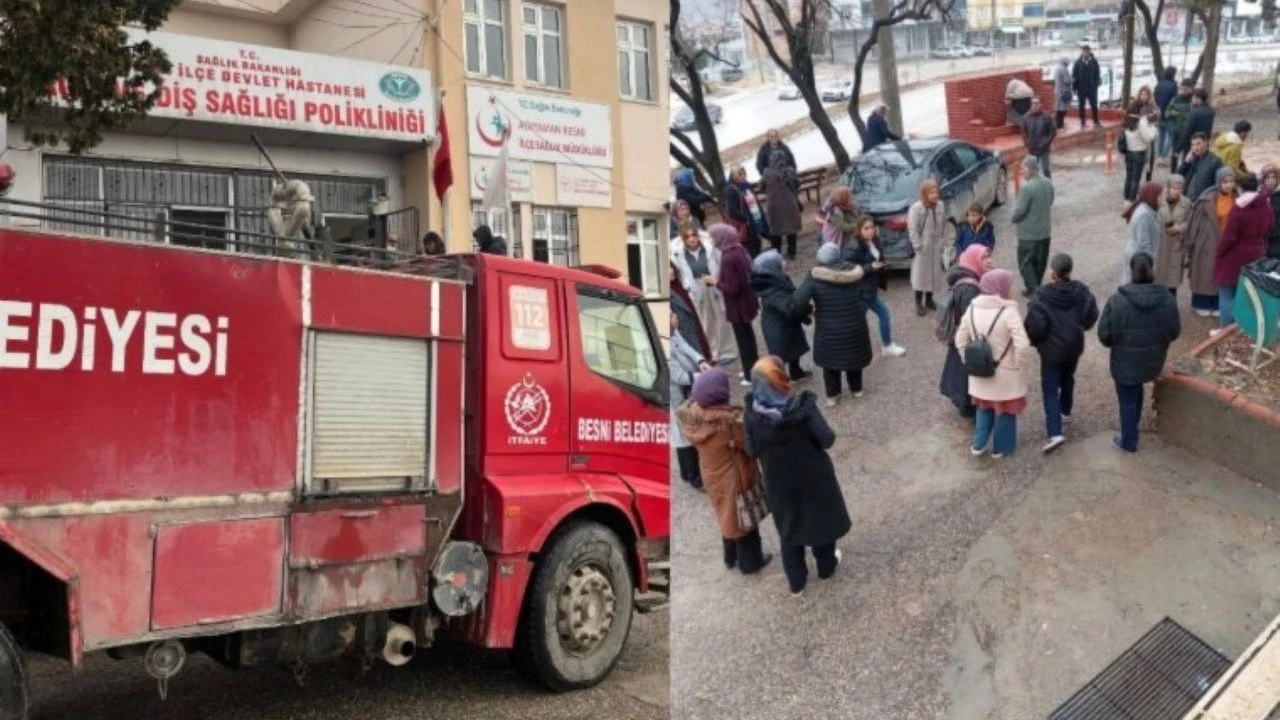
[907,178,953,316]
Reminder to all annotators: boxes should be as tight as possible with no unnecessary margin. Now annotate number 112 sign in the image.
[509,285,551,352]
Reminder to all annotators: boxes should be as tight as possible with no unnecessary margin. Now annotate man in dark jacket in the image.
[1072,45,1102,128]
[864,104,901,152]
[1176,89,1215,158]
[1165,80,1195,162]
[1177,132,1224,202]
[1021,97,1057,178]
[1024,253,1099,454]
[1098,252,1181,453]
[755,129,797,176]
[1154,67,1179,163]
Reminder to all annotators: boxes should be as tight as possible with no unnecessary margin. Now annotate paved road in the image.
[671,98,1280,720]
[26,612,667,720]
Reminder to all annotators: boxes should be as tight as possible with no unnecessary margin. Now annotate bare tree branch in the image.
[668,0,729,202]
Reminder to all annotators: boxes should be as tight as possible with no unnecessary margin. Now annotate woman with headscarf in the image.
[1155,174,1193,293]
[760,153,801,259]
[938,244,993,419]
[671,221,735,364]
[725,166,768,257]
[750,249,812,380]
[908,179,952,316]
[1214,172,1274,330]
[1263,164,1280,259]
[793,243,872,407]
[711,223,760,385]
[676,368,772,574]
[669,199,702,239]
[1122,181,1163,285]
[742,356,850,598]
[670,262,713,491]
[1184,167,1238,316]
[954,269,1031,458]
[819,187,859,248]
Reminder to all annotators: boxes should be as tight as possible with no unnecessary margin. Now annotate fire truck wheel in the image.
[0,623,29,720]
[511,521,635,692]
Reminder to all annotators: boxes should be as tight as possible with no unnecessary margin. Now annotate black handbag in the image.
[963,306,1012,378]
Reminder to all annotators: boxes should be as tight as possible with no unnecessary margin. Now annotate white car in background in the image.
[820,78,853,102]
[778,81,802,100]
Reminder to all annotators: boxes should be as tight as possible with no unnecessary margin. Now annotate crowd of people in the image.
[670,65,1280,597]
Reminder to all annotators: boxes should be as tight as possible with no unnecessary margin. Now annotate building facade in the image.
[3,0,671,299]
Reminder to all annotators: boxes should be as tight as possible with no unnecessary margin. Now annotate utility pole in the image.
[1121,0,1135,107]
[874,0,903,135]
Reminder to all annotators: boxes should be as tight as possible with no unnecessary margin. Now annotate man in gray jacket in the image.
[1011,156,1055,297]
[1021,96,1058,177]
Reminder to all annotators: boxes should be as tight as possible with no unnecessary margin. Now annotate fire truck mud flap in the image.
[0,524,82,668]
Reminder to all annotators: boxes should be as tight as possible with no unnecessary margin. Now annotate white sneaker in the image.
[1209,327,1227,338]
[1042,436,1066,454]
[992,452,1005,459]
[883,343,907,357]
[740,380,752,387]
[791,590,804,599]
[833,548,843,570]
[853,391,865,399]
[1194,309,1212,317]
[971,446,986,456]
[824,397,838,408]
[1210,309,1221,317]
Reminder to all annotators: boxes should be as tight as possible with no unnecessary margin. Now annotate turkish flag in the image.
[432,107,452,202]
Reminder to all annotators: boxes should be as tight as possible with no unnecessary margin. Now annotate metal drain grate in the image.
[1049,618,1232,720]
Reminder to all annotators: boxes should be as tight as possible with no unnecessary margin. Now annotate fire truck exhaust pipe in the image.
[381,622,416,667]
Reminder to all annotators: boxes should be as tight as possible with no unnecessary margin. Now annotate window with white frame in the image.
[465,0,508,79]
[522,3,564,89]
[471,203,518,255]
[531,207,578,267]
[626,216,664,297]
[616,21,653,101]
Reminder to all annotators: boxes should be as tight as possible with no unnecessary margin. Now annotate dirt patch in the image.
[1197,332,1280,414]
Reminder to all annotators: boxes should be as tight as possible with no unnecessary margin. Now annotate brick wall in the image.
[944,68,1056,145]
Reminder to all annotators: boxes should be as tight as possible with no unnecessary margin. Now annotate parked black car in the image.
[837,138,1008,268]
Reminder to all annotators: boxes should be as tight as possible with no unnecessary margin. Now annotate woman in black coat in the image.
[793,243,872,406]
[938,244,992,418]
[842,216,907,356]
[750,249,812,381]
[744,356,851,597]
[1098,252,1181,454]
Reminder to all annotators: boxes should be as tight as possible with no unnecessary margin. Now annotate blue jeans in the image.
[1218,285,1237,327]
[973,408,1018,455]
[1040,359,1078,438]
[868,296,893,345]
[1115,381,1143,452]
[1158,120,1173,157]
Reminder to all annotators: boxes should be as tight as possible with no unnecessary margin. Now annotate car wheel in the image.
[992,166,1009,208]
[0,623,29,720]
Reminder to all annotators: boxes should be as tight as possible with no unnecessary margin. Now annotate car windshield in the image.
[843,146,927,203]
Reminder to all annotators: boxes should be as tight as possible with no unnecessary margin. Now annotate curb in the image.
[1160,324,1280,431]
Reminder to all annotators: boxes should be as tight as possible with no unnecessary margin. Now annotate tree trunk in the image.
[848,29,880,146]
[1122,6,1135,107]
[800,85,851,169]
[1134,0,1165,78]
[1200,1,1221,98]
[874,0,903,135]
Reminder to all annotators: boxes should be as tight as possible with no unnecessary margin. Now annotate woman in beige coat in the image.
[1154,174,1192,294]
[955,269,1031,458]
[908,179,953,316]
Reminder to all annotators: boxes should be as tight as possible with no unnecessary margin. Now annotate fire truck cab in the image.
[0,211,669,719]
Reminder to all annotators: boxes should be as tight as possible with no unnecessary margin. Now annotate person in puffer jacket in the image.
[1098,252,1181,453]
[792,243,872,407]
[1024,254,1099,454]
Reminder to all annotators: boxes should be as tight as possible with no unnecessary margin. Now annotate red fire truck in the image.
[0,207,669,719]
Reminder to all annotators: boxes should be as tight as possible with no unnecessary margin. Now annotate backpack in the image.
[1116,132,1129,154]
[962,306,1012,378]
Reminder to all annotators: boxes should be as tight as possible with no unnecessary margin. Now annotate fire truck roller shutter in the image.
[307,332,430,495]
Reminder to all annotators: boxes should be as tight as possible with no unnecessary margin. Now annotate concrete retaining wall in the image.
[1154,375,1280,491]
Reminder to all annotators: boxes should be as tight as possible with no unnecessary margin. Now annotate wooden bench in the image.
[754,167,831,206]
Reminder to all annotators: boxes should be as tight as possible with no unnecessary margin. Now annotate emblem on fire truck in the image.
[504,373,551,438]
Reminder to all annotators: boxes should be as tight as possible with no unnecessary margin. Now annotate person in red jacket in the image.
[1213,173,1275,330]
[710,223,760,386]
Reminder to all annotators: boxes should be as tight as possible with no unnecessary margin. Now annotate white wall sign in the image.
[468,157,534,202]
[555,164,613,208]
[51,30,435,142]
[467,85,612,168]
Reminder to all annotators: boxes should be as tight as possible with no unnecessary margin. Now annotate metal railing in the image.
[0,198,472,284]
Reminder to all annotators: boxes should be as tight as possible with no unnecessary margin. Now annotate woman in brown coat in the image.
[1183,167,1238,316]
[1154,174,1192,294]
[676,367,773,574]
